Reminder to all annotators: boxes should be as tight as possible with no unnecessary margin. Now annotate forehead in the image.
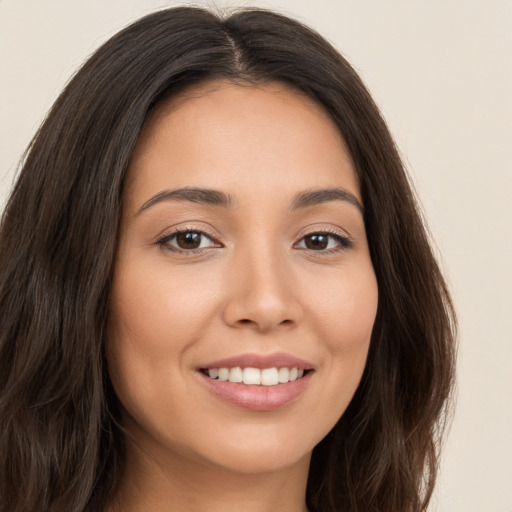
[124,80,360,210]
[146,79,341,137]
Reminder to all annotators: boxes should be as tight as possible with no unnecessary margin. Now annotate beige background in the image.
[1,1,511,510]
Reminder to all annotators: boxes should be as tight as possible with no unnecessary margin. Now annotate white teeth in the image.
[228,367,243,383]
[261,368,279,386]
[242,367,261,385]
[206,366,306,386]
[278,367,290,383]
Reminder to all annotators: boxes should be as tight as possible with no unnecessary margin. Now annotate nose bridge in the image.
[221,233,302,332]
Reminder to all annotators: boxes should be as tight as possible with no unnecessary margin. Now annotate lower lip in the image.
[199,372,313,411]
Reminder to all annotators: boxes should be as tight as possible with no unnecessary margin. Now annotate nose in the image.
[221,244,303,334]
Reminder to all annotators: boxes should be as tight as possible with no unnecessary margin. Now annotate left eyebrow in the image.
[138,187,236,214]
[291,188,364,214]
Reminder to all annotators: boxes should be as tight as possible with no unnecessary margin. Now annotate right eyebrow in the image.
[290,187,364,214]
[137,187,236,214]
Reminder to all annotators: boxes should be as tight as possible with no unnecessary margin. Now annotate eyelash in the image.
[155,227,353,256]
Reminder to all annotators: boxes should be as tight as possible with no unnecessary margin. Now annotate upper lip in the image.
[199,352,314,370]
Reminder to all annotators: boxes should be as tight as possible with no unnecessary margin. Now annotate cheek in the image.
[106,265,181,395]
[305,259,378,351]
[301,262,378,424]
[105,259,227,414]
[108,261,219,354]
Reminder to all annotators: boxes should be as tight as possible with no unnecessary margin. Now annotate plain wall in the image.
[1,1,511,510]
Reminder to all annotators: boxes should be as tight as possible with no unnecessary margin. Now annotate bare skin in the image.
[106,80,378,512]
[109,437,310,512]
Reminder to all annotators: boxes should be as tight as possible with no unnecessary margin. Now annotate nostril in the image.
[237,318,293,328]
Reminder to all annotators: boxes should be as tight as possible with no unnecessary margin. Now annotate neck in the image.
[108,435,311,512]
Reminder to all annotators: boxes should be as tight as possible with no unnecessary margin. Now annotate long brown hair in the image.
[0,7,456,512]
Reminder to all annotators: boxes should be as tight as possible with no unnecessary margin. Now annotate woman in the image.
[0,6,456,512]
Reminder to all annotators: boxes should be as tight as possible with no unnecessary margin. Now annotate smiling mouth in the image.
[200,367,311,386]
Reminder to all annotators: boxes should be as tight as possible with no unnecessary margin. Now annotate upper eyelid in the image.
[160,226,349,240]
[161,222,350,238]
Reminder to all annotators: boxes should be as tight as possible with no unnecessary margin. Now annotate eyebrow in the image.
[138,186,364,215]
[139,187,235,212]
[291,187,364,213]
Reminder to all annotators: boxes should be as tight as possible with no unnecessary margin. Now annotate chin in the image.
[184,420,321,475]
[201,440,313,475]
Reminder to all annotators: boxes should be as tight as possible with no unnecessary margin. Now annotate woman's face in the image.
[107,81,378,476]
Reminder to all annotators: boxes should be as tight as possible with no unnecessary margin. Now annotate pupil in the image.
[306,234,328,250]
[177,232,201,249]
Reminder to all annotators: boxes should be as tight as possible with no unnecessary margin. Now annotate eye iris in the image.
[305,234,329,250]
[176,232,202,249]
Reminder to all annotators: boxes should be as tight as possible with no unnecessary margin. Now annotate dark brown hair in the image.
[0,7,456,512]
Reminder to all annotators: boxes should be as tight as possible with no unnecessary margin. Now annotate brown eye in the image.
[156,230,219,253]
[296,232,352,253]
[304,234,329,250]
[176,231,202,249]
